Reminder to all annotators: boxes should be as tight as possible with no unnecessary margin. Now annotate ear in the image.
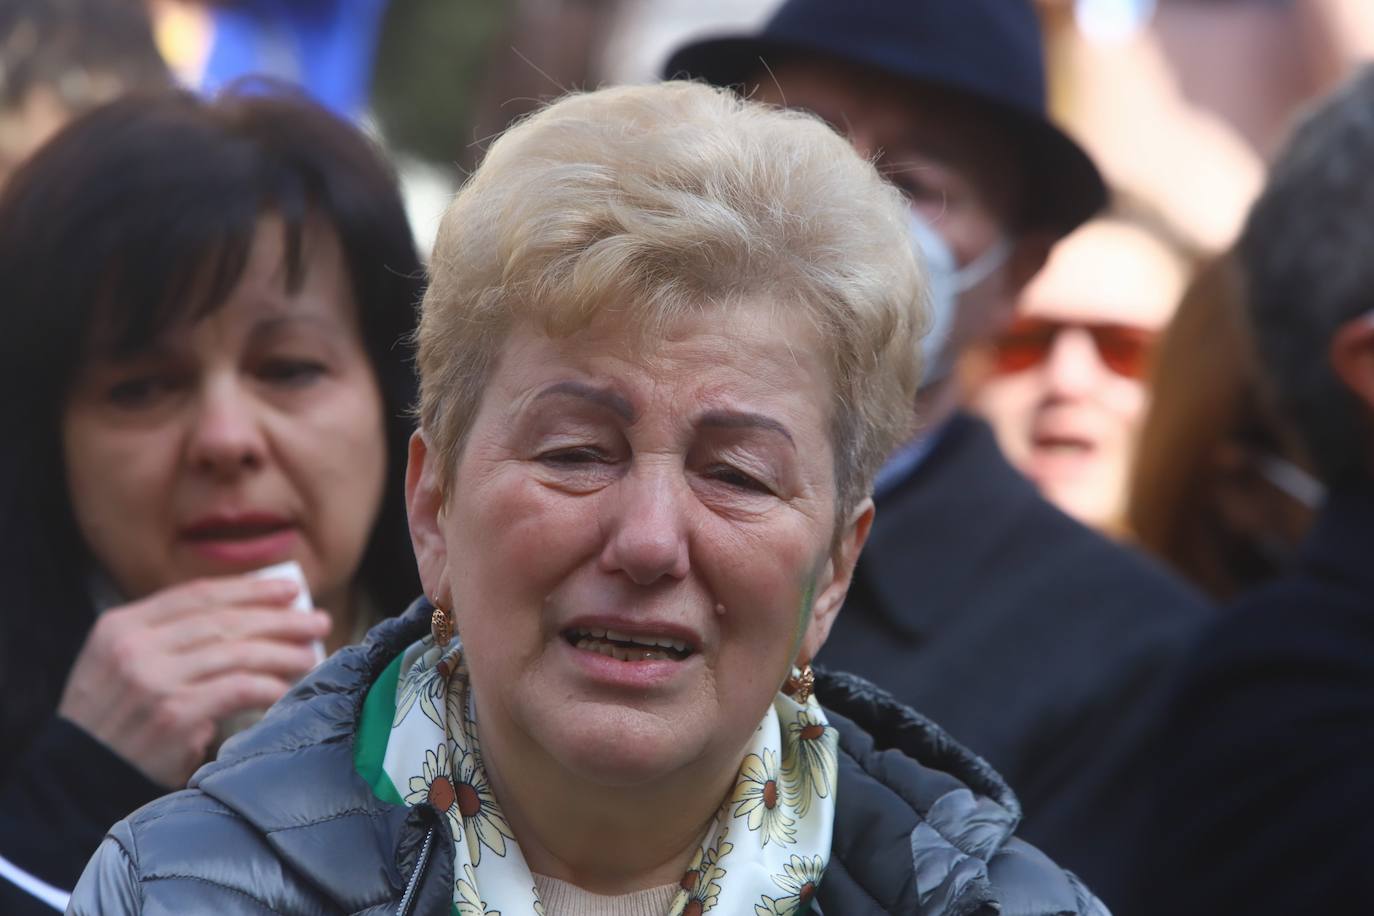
[1331,311,1374,415]
[1006,229,1055,293]
[796,497,875,664]
[405,429,451,603]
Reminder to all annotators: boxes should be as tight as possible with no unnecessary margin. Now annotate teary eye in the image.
[708,464,774,496]
[539,447,608,465]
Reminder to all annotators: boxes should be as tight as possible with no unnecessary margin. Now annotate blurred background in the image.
[12,0,1366,255]
[125,0,1374,254]
[5,0,1371,596]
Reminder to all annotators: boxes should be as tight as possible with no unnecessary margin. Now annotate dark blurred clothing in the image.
[819,411,1211,904]
[0,717,163,915]
[1124,477,1374,916]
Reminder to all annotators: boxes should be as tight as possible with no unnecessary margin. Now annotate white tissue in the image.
[249,560,325,666]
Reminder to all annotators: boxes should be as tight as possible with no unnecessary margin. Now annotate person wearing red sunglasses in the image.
[969,212,1191,532]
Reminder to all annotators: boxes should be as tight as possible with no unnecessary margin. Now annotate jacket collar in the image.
[815,668,1022,913]
[189,598,435,911]
[185,600,1027,914]
[856,412,1044,642]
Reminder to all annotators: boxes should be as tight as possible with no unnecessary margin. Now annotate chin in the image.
[540,702,703,788]
[1049,484,1117,530]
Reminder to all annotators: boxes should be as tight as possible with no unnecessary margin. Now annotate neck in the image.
[477,716,742,896]
[319,584,360,654]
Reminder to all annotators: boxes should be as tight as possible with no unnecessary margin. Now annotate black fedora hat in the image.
[665,0,1106,236]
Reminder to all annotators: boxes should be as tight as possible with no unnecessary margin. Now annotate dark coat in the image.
[1123,479,1374,916]
[0,719,163,915]
[818,413,1211,901]
[70,598,1107,915]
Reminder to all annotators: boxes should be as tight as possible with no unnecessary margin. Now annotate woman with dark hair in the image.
[1127,253,1318,600]
[0,89,422,912]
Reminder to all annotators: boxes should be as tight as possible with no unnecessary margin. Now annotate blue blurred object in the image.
[1075,0,1156,43]
[201,0,390,118]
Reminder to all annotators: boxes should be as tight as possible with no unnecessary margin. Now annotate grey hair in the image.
[1239,64,1374,483]
[416,80,927,516]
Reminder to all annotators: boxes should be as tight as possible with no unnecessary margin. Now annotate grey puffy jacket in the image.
[69,599,1107,915]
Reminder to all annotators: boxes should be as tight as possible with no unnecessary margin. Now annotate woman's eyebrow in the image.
[532,380,636,422]
[698,408,796,448]
[247,314,358,354]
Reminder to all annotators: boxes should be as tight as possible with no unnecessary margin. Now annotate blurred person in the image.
[71,81,1106,916]
[0,89,422,914]
[1125,64,1374,916]
[0,0,169,185]
[1129,253,1319,600]
[1152,0,1339,157]
[967,207,1193,533]
[1041,0,1268,252]
[666,0,1210,901]
[1320,0,1374,65]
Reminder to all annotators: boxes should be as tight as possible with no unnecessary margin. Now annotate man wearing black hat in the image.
[667,0,1210,901]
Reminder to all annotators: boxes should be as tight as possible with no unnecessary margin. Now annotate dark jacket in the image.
[818,413,1210,902]
[70,598,1107,915]
[1123,479,1374,916]
[0,718,163,915]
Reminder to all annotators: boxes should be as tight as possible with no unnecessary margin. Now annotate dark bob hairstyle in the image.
[0,87,424,757]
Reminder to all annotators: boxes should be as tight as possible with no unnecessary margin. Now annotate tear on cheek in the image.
[792,579,817,652]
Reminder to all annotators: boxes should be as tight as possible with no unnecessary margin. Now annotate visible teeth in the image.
[571,628,689,653]
[574,636,673,662]
[571,628,692,660]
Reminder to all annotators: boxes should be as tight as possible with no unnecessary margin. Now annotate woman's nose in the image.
[598,464,691,586]
[1044,327,1104,396]
[185,379,268,477]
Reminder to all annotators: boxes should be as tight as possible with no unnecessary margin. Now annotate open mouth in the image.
[184,520,294,542]
[564,627,694,662]
[1031,433,1094,456]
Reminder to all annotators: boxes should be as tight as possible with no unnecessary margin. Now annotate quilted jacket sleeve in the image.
[1067,870,1110,916]
[66,823,142,916]
[985,837,1110,916]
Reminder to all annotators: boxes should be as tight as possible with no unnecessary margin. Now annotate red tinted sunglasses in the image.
[990,316,1158,380]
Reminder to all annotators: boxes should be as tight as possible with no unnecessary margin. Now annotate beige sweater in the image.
[533,874,679,916]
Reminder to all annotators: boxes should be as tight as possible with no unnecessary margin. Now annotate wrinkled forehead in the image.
[466,300,840,471]
[503,293,837,394]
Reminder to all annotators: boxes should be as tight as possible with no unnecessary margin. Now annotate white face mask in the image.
[908,208,1012,386]
[1255,452,1327,511]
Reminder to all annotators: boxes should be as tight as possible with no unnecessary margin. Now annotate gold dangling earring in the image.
[431,595,453,646]
[784,663,815,704]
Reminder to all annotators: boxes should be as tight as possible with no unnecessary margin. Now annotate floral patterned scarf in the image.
[353,632,840,915]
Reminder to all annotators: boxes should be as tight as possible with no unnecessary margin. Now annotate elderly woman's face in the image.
[409,301,868,785]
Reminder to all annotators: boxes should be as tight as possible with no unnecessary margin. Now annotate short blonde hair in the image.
[417,80,926,514]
